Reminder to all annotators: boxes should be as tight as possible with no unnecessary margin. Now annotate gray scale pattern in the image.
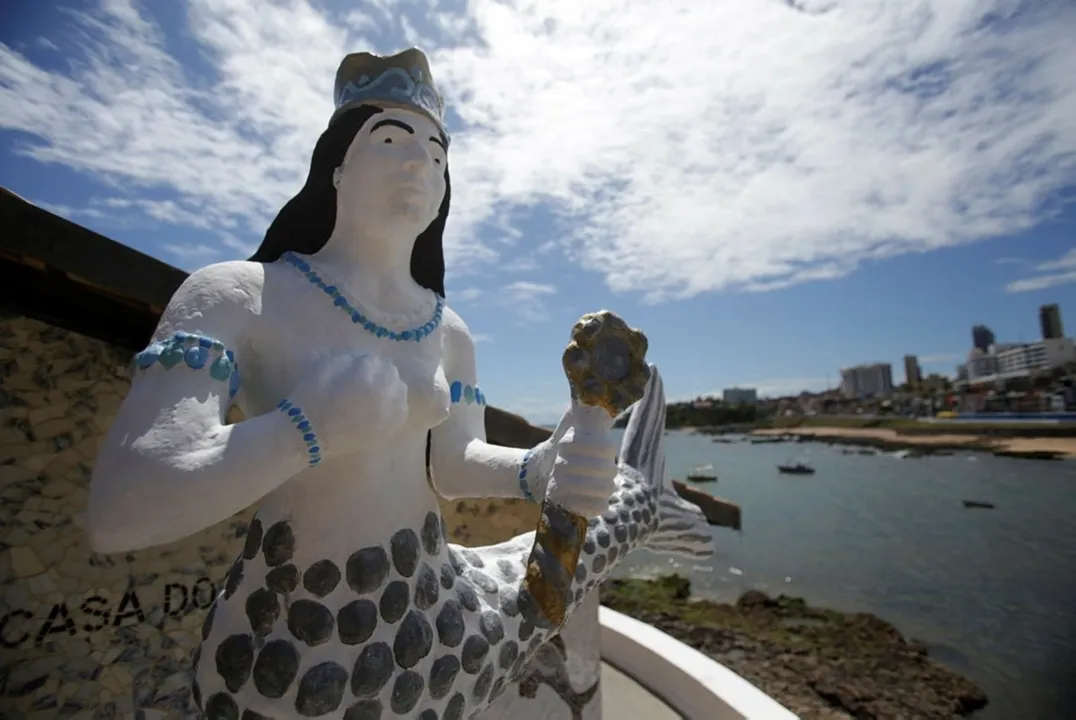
[196,376,681,720]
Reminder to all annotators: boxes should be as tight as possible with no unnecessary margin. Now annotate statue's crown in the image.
[332,48,447,141]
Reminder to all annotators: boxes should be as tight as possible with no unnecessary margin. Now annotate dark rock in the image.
[599,576,989,720]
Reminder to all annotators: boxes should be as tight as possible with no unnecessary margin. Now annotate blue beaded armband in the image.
[131,332,241,400]
[450,380,486,406]
[277,399,322,466]
[517,448,536,502]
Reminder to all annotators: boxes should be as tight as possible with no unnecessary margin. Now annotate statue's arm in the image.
[428,309,551,502]
[87,262,312,554]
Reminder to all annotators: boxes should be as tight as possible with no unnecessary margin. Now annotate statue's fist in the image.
[290,354,408,458]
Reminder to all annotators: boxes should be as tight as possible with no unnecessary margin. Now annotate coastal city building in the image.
[722,387,759,405]
[840,363,894,398]
[956,303,1074,388]
[1040,303,1064,340]
[966,348,1000,380]
[971,324,995,353]
[903,355,922,388]
[995,338,1076,375]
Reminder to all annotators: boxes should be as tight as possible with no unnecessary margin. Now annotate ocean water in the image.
[611,430,1076,720]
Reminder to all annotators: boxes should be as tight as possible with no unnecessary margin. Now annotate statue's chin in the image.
[378,197,437,235]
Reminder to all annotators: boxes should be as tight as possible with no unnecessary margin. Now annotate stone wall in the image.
[0,314,593,718]
[1,315,252,717]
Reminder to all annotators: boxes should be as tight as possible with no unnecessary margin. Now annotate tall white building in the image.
[965,349,999,380]
[722,387,758,405]
[840,363,894,398]
[959,337,1075,383]
[995,338,1075,374]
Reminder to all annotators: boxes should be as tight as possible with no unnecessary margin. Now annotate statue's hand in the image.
[540,309,648,516]
[544,403,619,517]
[290,353,408,459]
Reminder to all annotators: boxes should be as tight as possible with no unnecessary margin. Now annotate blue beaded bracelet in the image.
[517,448,536,502]
[277,399,322,466]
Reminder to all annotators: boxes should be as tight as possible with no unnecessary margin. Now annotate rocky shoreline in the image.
[600,576,988,720]
[745,428,1071,461]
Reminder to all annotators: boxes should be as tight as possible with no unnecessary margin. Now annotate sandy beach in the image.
[753,426,1076,459]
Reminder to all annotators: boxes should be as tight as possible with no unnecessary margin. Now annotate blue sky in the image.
[2,0,1075,423]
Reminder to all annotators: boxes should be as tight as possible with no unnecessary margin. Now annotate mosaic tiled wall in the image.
[0,315,600,719]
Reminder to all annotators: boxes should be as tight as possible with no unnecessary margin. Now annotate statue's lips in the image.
[390,179,431,197]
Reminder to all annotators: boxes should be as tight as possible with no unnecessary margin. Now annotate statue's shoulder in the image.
[157,260,267,341]
[170,260,266,310]
[439,304,472,343]
[439,304,478,364]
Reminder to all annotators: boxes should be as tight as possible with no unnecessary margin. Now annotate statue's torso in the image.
[219,258,455,557]
[193,260,504,718]
[241,259,453,436]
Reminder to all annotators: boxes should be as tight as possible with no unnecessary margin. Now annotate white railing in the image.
[599,606,801,720]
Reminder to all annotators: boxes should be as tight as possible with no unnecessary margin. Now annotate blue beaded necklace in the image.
[282,251,444,342]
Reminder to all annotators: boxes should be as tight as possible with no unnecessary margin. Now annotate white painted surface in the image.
[599,607,800,720]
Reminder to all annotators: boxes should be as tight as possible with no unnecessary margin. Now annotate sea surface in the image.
[610,430,1076,720]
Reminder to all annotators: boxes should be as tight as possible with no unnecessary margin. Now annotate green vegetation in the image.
[598,575,837,647]
[614,400,759,429]
[614,398,1076,438]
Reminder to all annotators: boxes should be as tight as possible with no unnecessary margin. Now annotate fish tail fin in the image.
[619,366,714,560]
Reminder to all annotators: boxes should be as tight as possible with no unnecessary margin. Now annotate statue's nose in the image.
[401,141,433,173]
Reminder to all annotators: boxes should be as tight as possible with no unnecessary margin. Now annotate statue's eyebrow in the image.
[370,118,447,151]
[370,118,414,134]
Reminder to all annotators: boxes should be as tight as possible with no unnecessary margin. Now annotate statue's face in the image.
[336,106,447,238]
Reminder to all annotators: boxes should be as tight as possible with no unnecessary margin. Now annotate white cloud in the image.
[455,286,484,302]
[500,280,556,323]
[1005,249,1076,293]
[161,242,219,261]
[31,200,107,221]
[500,254,541,274]
[1038,249,1076,272]
[2,0,1075,301]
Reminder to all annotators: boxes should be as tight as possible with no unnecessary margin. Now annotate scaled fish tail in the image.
[619,365,715,560]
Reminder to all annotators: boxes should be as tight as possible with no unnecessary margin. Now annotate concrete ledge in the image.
[599,606,800,720]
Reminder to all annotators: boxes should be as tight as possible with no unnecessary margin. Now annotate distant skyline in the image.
[2,1,1075,423]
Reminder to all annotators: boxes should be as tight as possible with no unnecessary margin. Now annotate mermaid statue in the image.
[86,48,715,720]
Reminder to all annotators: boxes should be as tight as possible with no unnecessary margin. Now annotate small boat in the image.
[962,500,995,510]
[687,474,718,483]
[777,463,815,475]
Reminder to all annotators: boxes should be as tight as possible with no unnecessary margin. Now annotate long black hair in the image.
[249,105,450,297]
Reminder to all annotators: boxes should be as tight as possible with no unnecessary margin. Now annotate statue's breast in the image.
[236,265,451,431]
[390,335,451,431]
